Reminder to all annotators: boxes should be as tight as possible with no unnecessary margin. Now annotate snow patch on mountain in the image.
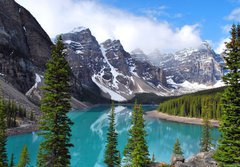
[137,83,145,93]
[26,73,42,96]
[92,75,126,101]
[100,45,122,89]
[129,66,139,77]
[167,77,225,94]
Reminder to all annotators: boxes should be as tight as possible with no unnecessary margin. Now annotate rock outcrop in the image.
[0,1,96,108]
[148,42,224,86]
[171,154,185,166]
[60,28,168,101]
[174,151,218,167]
[0,0,52,93]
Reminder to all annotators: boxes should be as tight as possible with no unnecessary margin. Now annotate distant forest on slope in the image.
[158,87,226,120]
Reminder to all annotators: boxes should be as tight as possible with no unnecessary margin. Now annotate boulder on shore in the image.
[175,151,217,167]
[171,154,185,165]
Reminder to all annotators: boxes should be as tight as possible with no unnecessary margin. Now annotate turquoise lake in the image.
[7,105,220,167]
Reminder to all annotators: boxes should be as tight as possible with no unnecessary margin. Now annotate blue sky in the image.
[99,0,238,41]
[16,0,240,53]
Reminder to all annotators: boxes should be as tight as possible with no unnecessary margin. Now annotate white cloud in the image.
[215,38,230,54]
[15,0,202,53]
[221,24,232,34]
[227,8,240,21]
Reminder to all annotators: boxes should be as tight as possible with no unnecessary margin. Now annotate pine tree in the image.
[173,139,183,156]
[151,153,155,162]
[104,103,121,167]
[214,24,240,165]
[9,153,14,167]
[37,36,73,167]
[123,103,138,166]
[0,88,7,167]
[200,99,212,152]
[123,103,150,166]
[17,145,30,167]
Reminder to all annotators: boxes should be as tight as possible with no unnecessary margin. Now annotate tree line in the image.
[158,92,223,120]
[3,100,31,128]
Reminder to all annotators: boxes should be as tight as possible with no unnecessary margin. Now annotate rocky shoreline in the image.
[7,124,39,136]
[145,110,219,127]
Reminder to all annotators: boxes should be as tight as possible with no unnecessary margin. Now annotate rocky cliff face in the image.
[0,1,92,108]
[0,0,225,103]
[148,42,223,86]
[131,42,225,94]
[61,28,168,101]
[0,0,52,93]
[61,27,225,100]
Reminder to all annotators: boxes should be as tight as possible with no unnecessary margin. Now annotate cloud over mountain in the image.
[16,0,202,53]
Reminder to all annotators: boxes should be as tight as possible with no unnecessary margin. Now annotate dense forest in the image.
[158,87,225,120]
[3,100,33,128]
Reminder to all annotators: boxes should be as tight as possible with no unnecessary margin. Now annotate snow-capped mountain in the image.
[61,28,169,101]
[0,0,226,106]
[59,27,225,100]
[144,41,225,93]
[0,0,225,105]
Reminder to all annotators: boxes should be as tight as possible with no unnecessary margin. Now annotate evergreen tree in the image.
[200,100,212,152]
[37,36,73,167]
[214,24,240,165]
[151,153,155,163]
[158,90,224,120]
[123,103,138,166]
[17,145,30,167]
[173,139,183,156]
[104,103,121,167]
[0,88,7,167]
[123,103,150,166]
[9,153,14,167]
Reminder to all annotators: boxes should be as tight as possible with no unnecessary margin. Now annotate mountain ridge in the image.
[0,0,225,106]
[59,27,224,101]
[61,29,169,101]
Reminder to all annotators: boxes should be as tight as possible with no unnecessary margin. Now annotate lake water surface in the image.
[7,105,220,166]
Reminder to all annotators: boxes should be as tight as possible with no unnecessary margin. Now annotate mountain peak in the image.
[198,41,212,50]
[70,26,89,33]
[101,39,123,50]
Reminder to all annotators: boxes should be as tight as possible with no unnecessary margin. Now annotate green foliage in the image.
[104,103,121,167]
[17,145,30,167]
[214,24,240,165]
[173,139,183,156]
[158,91,223,120]
[200,99,213,152]
[123,102,150,166]
[3,100,27,128]
[9,153,14,167]
[37,36,73,167]
[0,97,7,167]
[127,93,172,104]
[127,87,225,105]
